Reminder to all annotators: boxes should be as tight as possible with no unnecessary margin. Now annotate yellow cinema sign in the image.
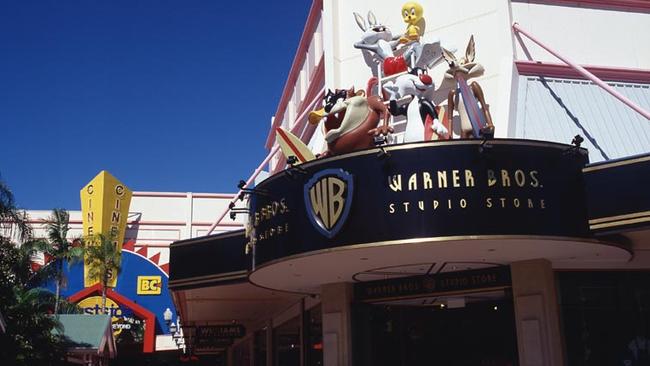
[80,171,132,288]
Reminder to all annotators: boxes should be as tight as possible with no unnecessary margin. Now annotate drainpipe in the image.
[512,23,650,121]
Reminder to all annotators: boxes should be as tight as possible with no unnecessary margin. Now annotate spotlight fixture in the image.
[286,155,298,165]
[229,207,250,221]
[236,179,269,198]
[284,155,308,179]
[373,135,391,160]
[571,134,584,147]
[563,134,585,157]
[478,136,493,154]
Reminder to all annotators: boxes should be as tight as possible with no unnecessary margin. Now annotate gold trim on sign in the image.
[360,286,510,303]
[245,277,320,297]
[170,229,245,248]
[169,270,247,284]
[589,210,650,224]
[583,155,650,173]
[169,270,248,288]
[258,138,583,187]
[590,216,650,230]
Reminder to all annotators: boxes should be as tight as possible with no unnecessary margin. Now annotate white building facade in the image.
[25,191,242,277]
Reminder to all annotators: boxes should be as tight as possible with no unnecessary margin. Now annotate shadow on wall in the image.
[538,77,610,161]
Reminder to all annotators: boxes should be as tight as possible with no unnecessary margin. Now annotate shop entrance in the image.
[353,269,518,366]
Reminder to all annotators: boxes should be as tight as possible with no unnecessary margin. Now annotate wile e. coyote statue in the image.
[444,35,494,139]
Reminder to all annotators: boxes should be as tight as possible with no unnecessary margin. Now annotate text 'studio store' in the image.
[169,1,650,365]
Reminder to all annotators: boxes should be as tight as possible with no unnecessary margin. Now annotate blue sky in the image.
[0,0,311,209]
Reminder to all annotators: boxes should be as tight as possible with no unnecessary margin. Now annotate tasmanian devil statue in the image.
[309,87,392,156]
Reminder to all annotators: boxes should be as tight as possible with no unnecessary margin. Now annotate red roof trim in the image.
[515,60,650,84]
[511,0,650,13]
[264,0,323,149]
[68,284,157,353]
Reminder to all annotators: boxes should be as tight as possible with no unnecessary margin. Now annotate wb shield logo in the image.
[304,169,353,238]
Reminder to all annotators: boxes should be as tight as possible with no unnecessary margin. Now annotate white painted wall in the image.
[305,0,650,151]
[511,3,650,69]
[508,3,650,151]
[20,192,242,267]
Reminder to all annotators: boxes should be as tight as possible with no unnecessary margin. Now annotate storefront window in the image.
[273,316,301,366]
[304,305,323,366]
[558,271,650,366]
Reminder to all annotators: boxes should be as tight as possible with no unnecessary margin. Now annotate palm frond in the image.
[45,209,69,252]
[21,238,50,255]
[55,299,82,314]
[0,179,32,241]
[82,233,122,288]
[16,288,56,313]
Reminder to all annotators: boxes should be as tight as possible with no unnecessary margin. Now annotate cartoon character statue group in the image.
[276,2,495,163]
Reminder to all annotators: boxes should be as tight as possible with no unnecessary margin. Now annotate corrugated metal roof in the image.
[515,76,650,163]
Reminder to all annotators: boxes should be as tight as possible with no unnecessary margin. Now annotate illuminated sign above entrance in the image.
[193,325,246,354]
[355,266,512,302]
[196,324,246,339]
[249,140,591,267]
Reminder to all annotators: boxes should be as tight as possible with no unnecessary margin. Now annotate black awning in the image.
[169,230,248,290]
[584,153,650,234]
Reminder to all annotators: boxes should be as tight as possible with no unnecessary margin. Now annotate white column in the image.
[321,282,353,366]
[511,259,565,366]
[185,192,193,239]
